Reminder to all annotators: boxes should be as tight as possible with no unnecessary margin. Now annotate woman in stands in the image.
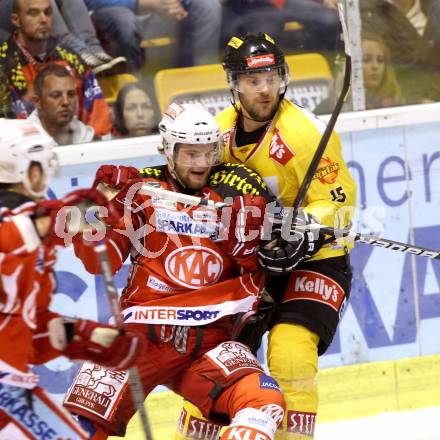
[113,82,157,137]
[362,32,405,109]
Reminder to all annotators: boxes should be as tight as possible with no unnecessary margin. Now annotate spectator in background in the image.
[0,0,125,74]
[84,0,221,71]
[113,82,156,137]
[0,0,15,42]
[362,32,405,109]
[221,0,341,53]
[220,1,285,47]
[52,0,127,74]
[28,63,96,145]
[0,0,112,137]
[361,0,440,103]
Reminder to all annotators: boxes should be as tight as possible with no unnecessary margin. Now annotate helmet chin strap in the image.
[166,160,187,189]
[23,174,48,200]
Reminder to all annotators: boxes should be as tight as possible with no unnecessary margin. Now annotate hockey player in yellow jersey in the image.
[175,33,357,439]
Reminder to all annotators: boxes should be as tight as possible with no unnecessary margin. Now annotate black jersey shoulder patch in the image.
[209,163,273,201]
[139,165,167,181]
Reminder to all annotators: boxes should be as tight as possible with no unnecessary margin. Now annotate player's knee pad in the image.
[233,372,285,415]
[175,400,223,439]
[221,407,279,440]
[215,372,285,436]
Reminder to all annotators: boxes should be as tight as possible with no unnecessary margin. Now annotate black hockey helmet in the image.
[222,33,289,95]
[223,33,286,73]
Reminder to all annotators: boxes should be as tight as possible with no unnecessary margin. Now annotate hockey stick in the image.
[319,226,440,260]
[139,184,228,209]
[290,2,352,220]
[97,182,229,210]
[94,243,154,440]
[137,185,440,261]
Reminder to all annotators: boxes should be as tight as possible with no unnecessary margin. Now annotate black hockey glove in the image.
[257,210,325,275]
[237,290,276,354]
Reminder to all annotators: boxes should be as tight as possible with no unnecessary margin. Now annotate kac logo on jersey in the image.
[269,128,294,166]
[165,246,223,289]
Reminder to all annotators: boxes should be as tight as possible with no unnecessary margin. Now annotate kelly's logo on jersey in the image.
[165,246,223,289]
[284,270,345,312]
[314,156,340,184]
[269,128,294,166]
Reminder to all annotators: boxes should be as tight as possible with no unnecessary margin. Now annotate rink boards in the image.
[34,103,440,428]
[117,353,440,438]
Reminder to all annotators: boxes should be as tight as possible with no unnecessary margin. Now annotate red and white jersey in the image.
[75,164,273,327]
[0,192,59,385]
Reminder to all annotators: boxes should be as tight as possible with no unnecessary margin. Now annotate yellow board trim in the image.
[109,354,440,439]
[284,21,304,32]
[140,37,175,49]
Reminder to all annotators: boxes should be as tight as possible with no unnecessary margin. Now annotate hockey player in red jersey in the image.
[0,119,146,440]
[63,103,286,439]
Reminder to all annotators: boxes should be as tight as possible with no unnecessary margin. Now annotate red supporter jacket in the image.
[75,164,274,328]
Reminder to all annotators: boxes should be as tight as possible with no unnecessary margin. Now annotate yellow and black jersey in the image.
[216,99,357,261]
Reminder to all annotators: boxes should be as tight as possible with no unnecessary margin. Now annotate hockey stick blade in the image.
[290,2,352,219]
[319,226,440,260]
[94,243,154,440]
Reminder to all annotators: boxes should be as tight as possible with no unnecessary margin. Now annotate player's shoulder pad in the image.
[209,162,272,201]
[139,164,167,181]
[0,190,33,211]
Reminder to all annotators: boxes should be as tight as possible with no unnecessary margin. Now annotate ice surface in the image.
[316,407,440,440]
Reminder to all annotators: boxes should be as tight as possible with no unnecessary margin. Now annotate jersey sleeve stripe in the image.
[109,238,124,263]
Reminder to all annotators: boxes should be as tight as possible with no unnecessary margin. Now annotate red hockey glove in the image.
[93,165,140,190]
[109,178,147,216]
[60,318,146,370]
[35,188,121,247]
[220,195,266,258]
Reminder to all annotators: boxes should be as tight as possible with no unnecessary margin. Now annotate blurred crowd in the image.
[0,0,440,146]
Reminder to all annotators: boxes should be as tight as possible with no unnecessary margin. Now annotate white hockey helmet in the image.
[0,119,59,198]
[159,102,224,172]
